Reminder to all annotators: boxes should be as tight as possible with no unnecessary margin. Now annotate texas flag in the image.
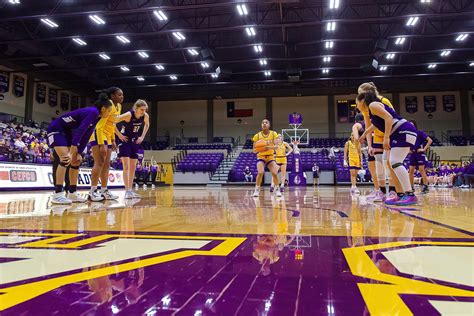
[227,101,253,118]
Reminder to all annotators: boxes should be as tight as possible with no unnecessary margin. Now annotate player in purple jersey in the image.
[47,93,112,204]
[357,92,418,206]
[116,99,150,199]
[408,120,432,194]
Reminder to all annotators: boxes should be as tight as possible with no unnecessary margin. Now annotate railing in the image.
[170,149,187,173]
[441,131,449,145]
[460,155,473,164]
[174,136,234,145]
[0,113,24,124]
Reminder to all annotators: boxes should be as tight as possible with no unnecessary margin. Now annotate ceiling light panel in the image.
[116,35,130,44]
[40,18,58,28]
[72,38,87,46]
[89,15,105,25]
[237,4,248,16]
[153,10,168,21]
[172,32,186,41]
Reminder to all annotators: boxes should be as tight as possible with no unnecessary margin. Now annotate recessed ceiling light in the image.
[325,41,334,49]
[428,64,437,69]
[386,53,396,60]
[137,76,145,81]
[323,56,331,62]
[264,71,271,77]
[440,50,451,57]
[116,35,130,44]
[99,53,111,60]
[470,62,474,67]
[138,51,149,58]
[211,73,219,78]
[406,16,419,26]
[326,22,336,31]
[421,0,430,3]
[153,10,168,21]
[329,0,340,9]
[187,49,199,56]
[201,62,210,68]
[322,69,329,74]
[120,66,129,72]
[89,15,105,25]
[72,38,87,46]
[259,59,267,66]
[236,4,248,16]
[170,75,178,80]
[155,64,165,70]
[253,45,263,53]
[379,66,388,71]
[246,27,256,36]
[455,34,469,42]
[8,0,20,4]
[33,63,49,67]
[40,18,58,28]
[172,32,186,41]
[395,37,406,45]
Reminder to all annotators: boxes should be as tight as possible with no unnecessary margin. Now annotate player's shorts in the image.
[409,152,427,167]
[90,130,112,148]
[349,158,361,170]
[257,155,275,166]
[118,141,141,159]
[368,153,375,162]
[313,172,319,178]
[47,131,71,148]
[275,156,287,166]
[390,121,417,148]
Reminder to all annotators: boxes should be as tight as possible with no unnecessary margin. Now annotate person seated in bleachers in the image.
[460,161,474,189]
[14,134,26,150]
[244,166,253,182]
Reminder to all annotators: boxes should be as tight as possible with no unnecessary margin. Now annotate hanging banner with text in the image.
[71,95,79,110]
[60,92,70,111]
[36,84,46,104]
[405,96,418,113]
[0,72,9,93]
[13,76,25,97]
[423,96,436,113]
[49,89,58,107]
[442,95,455,112]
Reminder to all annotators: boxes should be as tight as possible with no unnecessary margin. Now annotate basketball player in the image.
[408,120,432,194]
[273,134,293,192]
[358,82,401,202]
[252,119,282,198]
[48,93,113,204]
[357,92,418,205]
[88,87,123,201]
[312,163,320,187]
[344,134,363,195]
[116,99,150,199]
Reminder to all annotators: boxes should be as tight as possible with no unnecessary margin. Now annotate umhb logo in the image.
[61,116,75,123]
[0,232,245,311]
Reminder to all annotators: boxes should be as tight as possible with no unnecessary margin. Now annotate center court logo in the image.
[0,232,246,311]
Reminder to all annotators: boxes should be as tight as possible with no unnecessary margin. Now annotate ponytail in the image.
[94,93,112,111]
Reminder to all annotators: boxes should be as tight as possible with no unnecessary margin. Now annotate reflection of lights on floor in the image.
[205,298,213,305]
[327,303,335,315]
[161,295,171,307]
[111,304,120,314]
[145,306,157,316]
[194,310,202,316]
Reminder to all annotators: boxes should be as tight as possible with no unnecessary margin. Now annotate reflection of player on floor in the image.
[344,134,362,195]
[116,100,150,199]
[272,134,293,192]
[408,120,432,194]
[252,119,282,198]
[312,163,320,187]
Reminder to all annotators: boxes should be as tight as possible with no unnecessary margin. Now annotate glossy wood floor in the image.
[1,186,473,315]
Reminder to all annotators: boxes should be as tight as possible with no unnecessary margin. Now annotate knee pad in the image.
[70,165,80,170]
[391,162,404,169]
[59,159,69,167]
[374,154,385,181]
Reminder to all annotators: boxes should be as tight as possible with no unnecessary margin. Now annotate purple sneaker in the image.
[373,190,386,202]
[384,191,400,205]
[395,194,418,206]
[350,187,360,195]
[366,190,377,201]
[269,186,274,193]
[280,186,285,192]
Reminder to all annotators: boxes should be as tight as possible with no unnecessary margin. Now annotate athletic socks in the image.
[55,185,63,193]
[389,186,396,193]
[380,187,387,194]
[69,185,77,193]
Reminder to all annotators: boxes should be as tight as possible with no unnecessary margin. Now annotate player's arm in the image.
[420,136,433,152]
[284,142,293,156]
[359,124,374,143]
[343,142,348,166]
[136,113,150,144]
[115,112,131,141]
[252,135,258,154]
[369,102,394,150]
[352,123,361,142]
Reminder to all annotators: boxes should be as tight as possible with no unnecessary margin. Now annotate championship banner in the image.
[13,76,25,97]
[71,95,79,110]
[0,72,9,93]
[423,96,436,113]
[405,96,418,113]
[0,163,124,190]
[60,92,70,111]
[49,89,58,107]
[442,95,455,112]
[36,84,46,104]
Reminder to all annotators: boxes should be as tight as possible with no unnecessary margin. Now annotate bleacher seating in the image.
[450,136,468,146]
[176,152,224,173]
[174,143,232,153]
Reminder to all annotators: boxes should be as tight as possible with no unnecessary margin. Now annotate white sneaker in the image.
[253,187,260,197]
[143,184,147,189]
[89,190,105,202]
[51,192,72,205]
[151,184,156,189]
[67,192,87,203]
[131,191,141,198]
[101,189,119,200]
[124,191,133,199]
[275,188,282,197]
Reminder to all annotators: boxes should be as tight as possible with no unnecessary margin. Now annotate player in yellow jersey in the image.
[272,134,293,192]
[252,119,282,198]
[344,134,363,195]
[358,82,402,201]
[88,87,124,201]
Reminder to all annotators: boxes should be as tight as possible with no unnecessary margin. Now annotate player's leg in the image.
[253,160,265,197]
[268,161,282,197]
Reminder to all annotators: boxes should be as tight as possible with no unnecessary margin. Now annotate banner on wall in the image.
[0,72,9,93]
[337,99,357,123]
[405,96,418,113]
[49,88,58,107]
[0,163,124,190]
[71,95,79,110]
[13,76,25,97]
[226,101,253,117]
[442,95,455,112]
[36,84,46,104]
[423,96,436,113]
[60,92,70,111]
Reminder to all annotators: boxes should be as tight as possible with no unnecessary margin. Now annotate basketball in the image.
[254,139,268,152]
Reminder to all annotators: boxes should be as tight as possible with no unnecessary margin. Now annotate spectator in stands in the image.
[328,146,336,161]
[460,161,474,189]
[244,166,253,182]
[14,135,26,150]
[454,162,468,187]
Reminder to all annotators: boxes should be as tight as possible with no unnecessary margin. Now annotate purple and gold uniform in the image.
[47,107,101,153]
[368,103,417,148]
[118,110,145,159]
[410,130,429,167]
